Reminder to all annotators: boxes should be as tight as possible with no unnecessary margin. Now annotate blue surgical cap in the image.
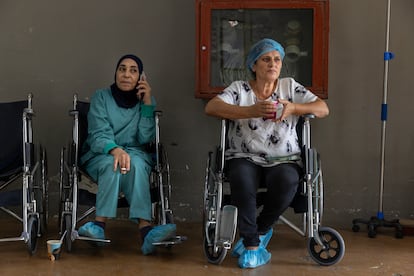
[246,38,285,73]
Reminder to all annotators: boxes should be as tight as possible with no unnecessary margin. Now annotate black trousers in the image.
[227,158,301,247]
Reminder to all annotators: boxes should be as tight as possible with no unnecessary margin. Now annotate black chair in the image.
[0,94,48,255]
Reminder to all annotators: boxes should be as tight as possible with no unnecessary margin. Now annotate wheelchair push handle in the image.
[27,93,33,109]
[23,93,34,115]
[73,93,78,110]
[154,110,163,117]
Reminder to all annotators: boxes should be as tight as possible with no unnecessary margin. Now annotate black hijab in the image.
[111,54,144,108]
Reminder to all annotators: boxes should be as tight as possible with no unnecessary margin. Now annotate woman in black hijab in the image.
[78,54,176,255]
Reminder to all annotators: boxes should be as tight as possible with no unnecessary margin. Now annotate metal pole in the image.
[378,0,393,219]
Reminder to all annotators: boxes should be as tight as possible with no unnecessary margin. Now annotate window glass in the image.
[210,9,313,87]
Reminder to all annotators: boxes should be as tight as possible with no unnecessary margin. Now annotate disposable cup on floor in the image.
[47,240,62,261]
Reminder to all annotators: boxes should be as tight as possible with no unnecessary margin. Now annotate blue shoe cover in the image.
[231,228,273,257]
[78,222,105,240]
[260,228,273,248]
[238,247,271,269]
[141,224,176,255]
[231,238,245,257]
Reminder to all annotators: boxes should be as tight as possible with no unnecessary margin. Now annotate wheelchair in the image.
[0,93,48,255]
[202,115,345,266]
[58,94,183,252]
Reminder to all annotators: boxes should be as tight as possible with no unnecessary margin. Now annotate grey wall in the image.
[1,0,413,228]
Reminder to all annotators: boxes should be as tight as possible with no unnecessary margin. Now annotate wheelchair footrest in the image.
[219,205,238,244]
[152,235,187,246]
[218,240,232,250]
[76,235,111,243]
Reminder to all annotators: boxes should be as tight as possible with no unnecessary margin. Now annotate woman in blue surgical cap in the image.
[205,38,329,269]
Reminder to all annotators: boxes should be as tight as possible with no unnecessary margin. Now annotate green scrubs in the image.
[80,88,155,220]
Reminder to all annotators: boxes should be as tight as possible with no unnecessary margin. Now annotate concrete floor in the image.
[0,219,412,276]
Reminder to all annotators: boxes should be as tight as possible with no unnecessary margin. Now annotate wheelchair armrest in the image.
[23,108,34,116]
[69,109,79,117]
[302,114,315,119]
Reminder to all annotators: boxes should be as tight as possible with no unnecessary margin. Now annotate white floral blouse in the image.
[217,78,318,167]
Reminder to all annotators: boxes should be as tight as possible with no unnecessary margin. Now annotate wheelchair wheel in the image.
[26,216,39,255]
[165,211,174,224]
[153,205,175,225]
[203,227,228,265]
[159,144,171,194]
[58,148,67,231]
[352,224,360,232]
[202,153,228,264]
[38,145,48,235]
[307,226,345,266]
[159,144,171,210]
[153,143,173,225]
[202,152,213,238]
[368,224,377,238]
[63,214,73,252]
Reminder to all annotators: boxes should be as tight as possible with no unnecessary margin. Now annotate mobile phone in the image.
[139,71,146,81]
[138,71,146,100]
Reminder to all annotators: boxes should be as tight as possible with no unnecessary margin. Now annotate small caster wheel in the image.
[368,225,376,238]
[352,224,360,232]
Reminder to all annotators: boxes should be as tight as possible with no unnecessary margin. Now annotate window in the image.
[195,0,330,99]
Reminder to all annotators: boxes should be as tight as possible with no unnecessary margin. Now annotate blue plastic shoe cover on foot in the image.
[238,247,271,269]
[260,228,273,248]
[141,224,176,255]
[231,228,273,258]
[231,238,244,257]
[78,221,105,239]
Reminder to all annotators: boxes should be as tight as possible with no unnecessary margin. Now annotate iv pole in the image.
[352,0,403,238]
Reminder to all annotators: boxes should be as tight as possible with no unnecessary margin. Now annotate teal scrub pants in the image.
[83,149,153,221]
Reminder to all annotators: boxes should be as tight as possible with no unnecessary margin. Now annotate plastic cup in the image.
[47,240,62,261]
[272,101,283,120]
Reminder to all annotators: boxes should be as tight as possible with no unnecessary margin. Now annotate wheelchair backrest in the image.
[0,100,28,174]
[69,98,90,167]
[76,101,90,154]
